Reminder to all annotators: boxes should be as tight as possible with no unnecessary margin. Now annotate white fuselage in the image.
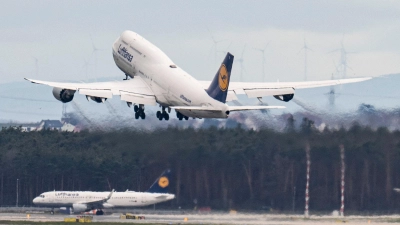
[33,191,175,208]
[112,30,229,118]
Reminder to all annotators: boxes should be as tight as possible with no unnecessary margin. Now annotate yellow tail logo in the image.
[158,176,169,188]
[218,64,229,91]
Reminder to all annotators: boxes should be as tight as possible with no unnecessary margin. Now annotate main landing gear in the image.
[176,111,189,120]
[134,104,145,120]
[156,106,170,121]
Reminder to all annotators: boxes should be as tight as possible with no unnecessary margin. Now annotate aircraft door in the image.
[141,195,146,204]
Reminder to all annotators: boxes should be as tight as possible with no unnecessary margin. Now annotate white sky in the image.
[0,0,400,84]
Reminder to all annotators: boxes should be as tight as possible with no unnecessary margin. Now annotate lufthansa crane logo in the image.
[158,176,169,188]
[218,64,229,91]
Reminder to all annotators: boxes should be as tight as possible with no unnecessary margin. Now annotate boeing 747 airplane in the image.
[33,170,174,215]
[26,30,370,121]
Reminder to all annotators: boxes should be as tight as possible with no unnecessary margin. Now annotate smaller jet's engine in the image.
[72,203,88,213]
[273,94,294,102]
[102,203,114,208]
[52,87,76,103]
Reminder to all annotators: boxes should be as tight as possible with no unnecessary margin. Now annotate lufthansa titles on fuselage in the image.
[118,44,133,62]
[180,94,191,104]
[56,192,80,197]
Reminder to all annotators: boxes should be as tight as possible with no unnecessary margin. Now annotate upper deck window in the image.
[170,65,177,68]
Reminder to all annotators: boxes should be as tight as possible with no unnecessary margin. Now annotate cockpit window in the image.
[40,195,45,198]
[170,65,177,68]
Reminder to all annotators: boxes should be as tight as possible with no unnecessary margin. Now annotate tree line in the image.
[1,119,400,212]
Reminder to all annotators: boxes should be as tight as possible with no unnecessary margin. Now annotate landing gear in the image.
[156,106,170,121]
[134,104,145,120]
[176,111,188,121]
[96,209,104,215]
[50,209,54,215]
[123,74,130,80]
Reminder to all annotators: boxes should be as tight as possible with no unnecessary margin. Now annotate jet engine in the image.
[273,94,294,102]
[52,87,76,103]
[72,203,88,213]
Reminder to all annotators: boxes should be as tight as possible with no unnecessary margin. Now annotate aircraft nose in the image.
[32,197,38,204]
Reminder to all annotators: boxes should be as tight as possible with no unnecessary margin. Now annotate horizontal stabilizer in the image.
[228,105,285,111]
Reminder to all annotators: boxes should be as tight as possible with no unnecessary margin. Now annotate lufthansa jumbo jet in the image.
[25,30,370,121]
[33,170,174,215]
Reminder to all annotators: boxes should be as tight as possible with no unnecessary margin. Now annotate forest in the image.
[1,118,400,213]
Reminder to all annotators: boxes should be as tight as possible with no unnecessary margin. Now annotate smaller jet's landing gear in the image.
[176,112,189,121]
[96,209,104,215]
[156,106,169,121]
[50,208,54,215]
[134,104,145,119]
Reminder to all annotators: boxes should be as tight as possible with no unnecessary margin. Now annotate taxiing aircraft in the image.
[33,170,174,215]
[26,30,370,121]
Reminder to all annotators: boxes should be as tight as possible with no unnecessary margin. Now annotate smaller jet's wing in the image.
[77,189,114,205]
[25,78,157,105]
[394,188,400,193]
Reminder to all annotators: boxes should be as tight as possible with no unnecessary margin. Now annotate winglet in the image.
[105,189,114,201]
[206,53,234,103]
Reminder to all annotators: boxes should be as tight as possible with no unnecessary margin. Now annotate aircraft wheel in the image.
[134,105,139,112]
[184,116,189,120]
[156,111,161,119]
[135,112,140,119]
[141,112,146,119]
[50,210,54,215]
[164,113,169,121]
[179,117,183,120]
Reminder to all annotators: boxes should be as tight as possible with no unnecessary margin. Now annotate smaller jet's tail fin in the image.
[206,53,234,103]
[147,169,171,193]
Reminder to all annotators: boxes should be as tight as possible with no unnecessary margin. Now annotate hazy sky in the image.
[1,0,400,84]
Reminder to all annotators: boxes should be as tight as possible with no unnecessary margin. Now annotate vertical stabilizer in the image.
[206,53,234,103]
[147,169,171,193]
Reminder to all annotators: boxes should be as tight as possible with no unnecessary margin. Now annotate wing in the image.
[25,77,157,105]
[171,105,285,112]
[77,189,114,205]
[199,77,371,100]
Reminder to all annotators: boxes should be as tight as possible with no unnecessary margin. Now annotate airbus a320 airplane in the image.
[33,170,174,215]
[26,30,370,121]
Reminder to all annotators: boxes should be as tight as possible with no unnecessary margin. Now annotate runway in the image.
[1,212,400,224]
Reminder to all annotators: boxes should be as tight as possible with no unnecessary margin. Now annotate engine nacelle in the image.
[72,203,88,213]
[102,203,114,208]
[52,87,76,103]
[273,94,294,102]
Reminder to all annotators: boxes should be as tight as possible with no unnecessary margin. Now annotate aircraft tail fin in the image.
[206,53,234,103]
[147,169,171,193]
